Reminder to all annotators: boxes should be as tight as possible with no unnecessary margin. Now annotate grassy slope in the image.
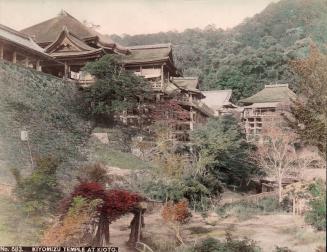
[0,196,45,245]
[88,138,155,170]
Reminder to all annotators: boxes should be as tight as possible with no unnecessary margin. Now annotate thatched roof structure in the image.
[240,84,296,105]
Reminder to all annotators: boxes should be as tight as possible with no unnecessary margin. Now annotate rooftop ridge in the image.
[127,43,172,50]
[0,23,30,40]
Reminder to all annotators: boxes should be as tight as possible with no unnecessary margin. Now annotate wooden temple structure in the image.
[202,90,239,117]
[0,24,57,70]
[240,84,296,141]
[18,10,213,140]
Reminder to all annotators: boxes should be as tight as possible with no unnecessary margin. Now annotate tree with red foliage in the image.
[149,98,190,125]
[59,182,145,246]
[162,199,191,245]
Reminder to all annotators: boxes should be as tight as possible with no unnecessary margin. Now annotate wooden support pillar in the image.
[161,64,164,88]
[0,44,3,60]
[25,57,29,67]
[35,60,42,71]
[128,205,146,248]
[12,51,17,64]
[64,62,68,78]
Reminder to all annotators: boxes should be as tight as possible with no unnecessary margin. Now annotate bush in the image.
[141,177,214,211]
[305,180,326,231]
[217,197,282,220]
[13,156,63,215]
[194,233,262,252]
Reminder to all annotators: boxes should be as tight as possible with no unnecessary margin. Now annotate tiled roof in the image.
[172,77,200,93]
[50,48,104,58]
[0,24,52,59]
[45,27,96,53]
[240,84,296,104]
[202,90,235,110]
[122,44,172,64]
[20,10,119,49]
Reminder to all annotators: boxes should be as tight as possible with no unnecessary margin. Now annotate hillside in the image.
[111,0,327,101]
[0,61,91,185]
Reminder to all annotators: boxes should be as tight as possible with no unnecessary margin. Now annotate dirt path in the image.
[109,207,325,252]
[110,213,135,252]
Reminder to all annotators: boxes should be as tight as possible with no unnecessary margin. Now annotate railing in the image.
[243,111,276,117]
[150,81,162,90]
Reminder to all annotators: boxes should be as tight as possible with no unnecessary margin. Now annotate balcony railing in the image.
[151,81,162,90]
[243,111,277,117]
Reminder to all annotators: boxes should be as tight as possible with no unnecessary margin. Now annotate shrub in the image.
[42,196,101,246]
[13,156,63,215]
[305,180,326,231]
[77,163,109,185]
[194,232,262,252]
[218,197,282,220]
[141,177,214,211]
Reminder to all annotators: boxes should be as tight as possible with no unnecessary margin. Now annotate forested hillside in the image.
[111,0,327,101]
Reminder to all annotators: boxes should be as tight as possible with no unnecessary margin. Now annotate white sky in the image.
[0,0,278,36]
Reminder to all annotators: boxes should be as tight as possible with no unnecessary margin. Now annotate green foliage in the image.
[87,138,154,170]
[141,176,214,211]
[305,180,326,230]
[217,197,283,221]
[111,0,327,100]
[14,156,63,215]
[191,115,258,187]
[0,196,47,245]
[82,55,150,123]
[67,196,102,217]
[0,61,91,180]
[286,47,327,158]
[193,233,262,252]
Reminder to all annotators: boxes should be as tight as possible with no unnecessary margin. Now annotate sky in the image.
[0,0,279,36]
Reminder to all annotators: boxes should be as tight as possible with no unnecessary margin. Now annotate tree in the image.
[305,180,326,231]
[191,115,258,187]
[287,46,327,159]
[58,182,145,246]
[82,55,150,124]
[255,125,298,203]
[13,156,63,215]
[162,199,190,245]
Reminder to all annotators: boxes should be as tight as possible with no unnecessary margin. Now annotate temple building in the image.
[20,11,213,140]
[240,84,296,141]
[201,90,239,117]
[20,11,179,86]
[170,77,214,141]
[0,24,57,70]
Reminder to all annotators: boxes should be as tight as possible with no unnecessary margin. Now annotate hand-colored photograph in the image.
[0,0,326,251]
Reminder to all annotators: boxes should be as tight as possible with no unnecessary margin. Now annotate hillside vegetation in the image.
[0,61,91,184]
[111,0,327,101]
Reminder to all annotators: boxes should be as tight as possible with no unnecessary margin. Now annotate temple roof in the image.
[20,10,123,50]
[202,90,236,110]
[163,77,203,95]
[240,84,296,104]
[122,44,173,64]
[0,24,53,60]
[45,27,96,53]
[172,77,201,93]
